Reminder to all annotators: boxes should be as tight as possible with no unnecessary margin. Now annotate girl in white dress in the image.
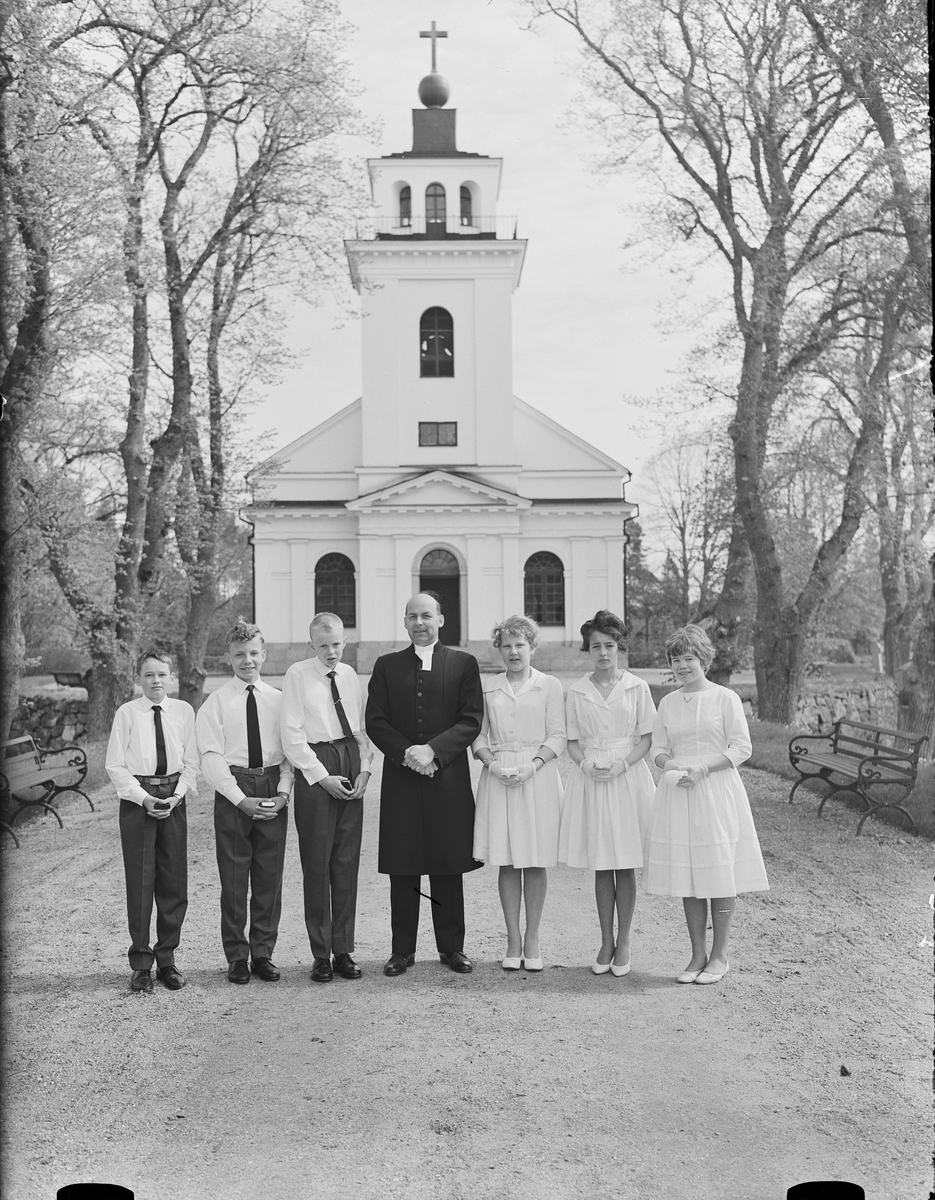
[558,610,656,977]
[643,624,769,985]
[472,616,566,972]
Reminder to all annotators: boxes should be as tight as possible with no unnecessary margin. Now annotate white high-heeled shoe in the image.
[501,956,522,971]
[591,960,612,975]
[610,957,631,977]
[523,957,543,972]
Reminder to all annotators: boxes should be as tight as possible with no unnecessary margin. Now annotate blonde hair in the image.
[491,614,540,650]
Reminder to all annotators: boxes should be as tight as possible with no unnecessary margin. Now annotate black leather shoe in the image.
[227,959,250,984]
[310,956,333,983]
[383,952,416,977]
[439,950,473,974]
[130,969,153,993]
[333,953,362,980]
[156,964,186,990]
[250,957,281,982]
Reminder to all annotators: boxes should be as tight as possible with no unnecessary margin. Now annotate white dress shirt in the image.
[280,657,373,785]
[195,676,295,805]
[105,696,200,805]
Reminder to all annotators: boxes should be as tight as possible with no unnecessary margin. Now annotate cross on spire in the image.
[419,21,447,72]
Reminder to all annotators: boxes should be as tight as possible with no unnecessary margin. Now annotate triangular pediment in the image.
[347,470,532,511]
[513,397,628,474]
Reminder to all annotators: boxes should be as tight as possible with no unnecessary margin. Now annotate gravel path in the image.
[1,753,931,1200]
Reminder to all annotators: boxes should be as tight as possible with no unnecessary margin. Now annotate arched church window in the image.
[420,307,454,377]
[524,552,565,626]
[426,183,446,234]
[420,548,460,577]
[399,185,411,227]
[460,185,472,226]
[315,553,356,627]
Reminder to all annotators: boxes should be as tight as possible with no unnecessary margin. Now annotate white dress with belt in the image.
[558,672,656,871]
[472,669,566,868]
[643,686,769,898]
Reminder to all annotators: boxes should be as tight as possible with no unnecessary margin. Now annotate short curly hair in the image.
[225,619,264,646]
[580,610,628,652]
[491,614,540,650]
[664,624,716,669]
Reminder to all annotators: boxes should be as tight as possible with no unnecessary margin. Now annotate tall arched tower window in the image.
[420,307,454,377]
[425,183,446,235]
[399,185,411,227]
[315,553,356,627]
[524,552,565,626]
[460,185,472,226]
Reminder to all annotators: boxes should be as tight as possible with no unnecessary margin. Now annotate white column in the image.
[358,535,380,641]
[501,535,522,617]
[395,536,415,633]
[569,537,590,639]
[289,539,309,641]
[606,537,624,615]
[465,534,487,642]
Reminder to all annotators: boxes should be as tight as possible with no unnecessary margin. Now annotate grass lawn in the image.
[747,718,935,839]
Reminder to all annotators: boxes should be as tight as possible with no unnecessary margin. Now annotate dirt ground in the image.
[1,749,932,1200]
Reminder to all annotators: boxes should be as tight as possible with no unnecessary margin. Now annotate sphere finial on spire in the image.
[418,73,450,108]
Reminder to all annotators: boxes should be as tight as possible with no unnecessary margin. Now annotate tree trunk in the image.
[754,603,808,725]
[0,447,27,744]
[897,556,935,759]
[701,516,752,685]
[85,655,134,740]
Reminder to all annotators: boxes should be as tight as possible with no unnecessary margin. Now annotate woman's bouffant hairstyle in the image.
[492,614,540,650]
[579,610,628,652]
[664,624,716,669]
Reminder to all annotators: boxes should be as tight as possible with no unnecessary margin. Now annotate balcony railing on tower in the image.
[355,214,518,240]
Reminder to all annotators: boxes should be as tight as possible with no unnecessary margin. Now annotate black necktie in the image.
[246,685,263,768]
[152,706,168,776]
[327,671,354,740]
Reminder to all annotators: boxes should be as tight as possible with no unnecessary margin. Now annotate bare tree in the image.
[528,0,921,721]
[20,0,365,726]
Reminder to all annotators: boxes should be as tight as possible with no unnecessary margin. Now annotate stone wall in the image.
[793,679,898,733]
[651,678,899,732]
[11,691,89,750]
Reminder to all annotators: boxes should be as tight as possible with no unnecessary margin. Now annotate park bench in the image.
[788,719,928,835]
[52,672,86,688]
[0,736,94,829]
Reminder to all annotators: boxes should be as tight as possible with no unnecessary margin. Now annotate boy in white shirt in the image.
[106,649,199,993]
[195,621,293,984]
[280,613,372,982]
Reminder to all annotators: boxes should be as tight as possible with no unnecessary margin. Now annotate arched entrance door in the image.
[419,548,461,645]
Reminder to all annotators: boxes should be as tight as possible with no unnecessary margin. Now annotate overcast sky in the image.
[248,0,726,494]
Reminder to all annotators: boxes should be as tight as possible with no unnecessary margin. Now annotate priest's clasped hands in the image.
[403,744,437,776]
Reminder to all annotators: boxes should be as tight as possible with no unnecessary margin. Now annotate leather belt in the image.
[135,772,181,785]
[308,737,355,747]
[230,765,279,776]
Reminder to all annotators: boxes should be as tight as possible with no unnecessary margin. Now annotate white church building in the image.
[246,46,637,672]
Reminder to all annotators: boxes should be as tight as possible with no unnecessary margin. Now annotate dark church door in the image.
[419,548,461,645]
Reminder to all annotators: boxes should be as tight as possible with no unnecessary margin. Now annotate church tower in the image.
[247,29,636,671]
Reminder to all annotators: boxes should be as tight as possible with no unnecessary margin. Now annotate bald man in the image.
[365,592,484,976]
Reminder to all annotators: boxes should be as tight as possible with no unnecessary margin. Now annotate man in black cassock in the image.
[365,592,484,976]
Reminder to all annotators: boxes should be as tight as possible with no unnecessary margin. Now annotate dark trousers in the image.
[293,738,363,960]
[214,767,288,963]
[389,873,465,958]
[119,778,187,970]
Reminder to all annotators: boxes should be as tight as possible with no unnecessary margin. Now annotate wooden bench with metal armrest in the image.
[788,718,927,835]
[1,736,94,828]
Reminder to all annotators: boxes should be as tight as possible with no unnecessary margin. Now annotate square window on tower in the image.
[419,421,457,447]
